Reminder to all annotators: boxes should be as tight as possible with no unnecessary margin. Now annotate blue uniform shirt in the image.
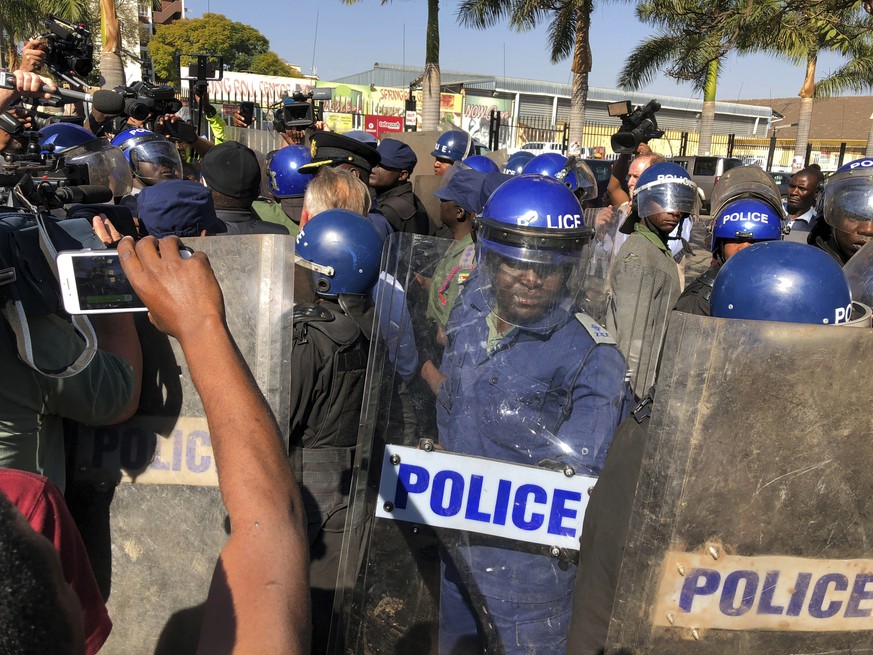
[436,272,628,476]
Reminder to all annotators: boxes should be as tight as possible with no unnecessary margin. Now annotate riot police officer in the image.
[432,129,473,176]
[675,197,783,316]
[291,208,384,654]
[811,157,873,265]
[421,174,629,655]
[522,152,598,206]
[258,144,312,233]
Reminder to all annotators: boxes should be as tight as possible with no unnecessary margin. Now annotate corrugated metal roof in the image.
[333,63,772,120]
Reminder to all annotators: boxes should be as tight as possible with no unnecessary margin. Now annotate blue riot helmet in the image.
[295,209,383,297]
[521,153,598,201]
[710,198,783,257]
[432,130,473,163]
[476,174,593,328]
[38,124,132,197]
[711,241,853,325]
[822,158,873,260]
[267,145,312,198]
[38,123,95,151]
[503,151,535,176]
[111,128,182,186]
[463,155,499,174]
[632,161,700,219]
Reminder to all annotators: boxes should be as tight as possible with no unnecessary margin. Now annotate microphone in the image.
[0,71,124,113]
[53,185,114,203]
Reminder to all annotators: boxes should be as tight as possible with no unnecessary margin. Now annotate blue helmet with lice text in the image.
[503,151,535,176]
[521,153,597,200]
[475,174,593,327]
[432,130,473,162]
[463,155,499,173]
[632,161,700,218]
[268,145,312,198]
[710,198,783,254]
[295,209,383,297]
[711,241,853,325]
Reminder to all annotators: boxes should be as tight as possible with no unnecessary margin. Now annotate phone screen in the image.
[68,253,146,312]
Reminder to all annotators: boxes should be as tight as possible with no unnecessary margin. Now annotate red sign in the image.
[365,114,404,138]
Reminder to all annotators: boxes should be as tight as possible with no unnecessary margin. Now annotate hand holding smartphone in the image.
[57,247,192,314]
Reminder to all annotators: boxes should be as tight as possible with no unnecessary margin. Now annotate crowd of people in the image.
[1,44,873,655]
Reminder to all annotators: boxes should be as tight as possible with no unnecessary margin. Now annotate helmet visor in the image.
[476,232,587,329]
[637,182,700,218]
[824,177,873,234]
[64,139,133,197]
[129,140,183,184]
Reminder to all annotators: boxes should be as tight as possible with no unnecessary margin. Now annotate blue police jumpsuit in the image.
[435,273,628,655]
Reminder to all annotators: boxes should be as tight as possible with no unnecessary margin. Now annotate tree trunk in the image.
[421,0,441,132]
[698,60,719,155]
[568,1,593,145]
[99,51,126,88]
[793,55,817,171]
[100,0,125,88]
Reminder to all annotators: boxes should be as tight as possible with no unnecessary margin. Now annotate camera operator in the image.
[275,92,329,146]
[18,40,48,75]
[0,71,143,492]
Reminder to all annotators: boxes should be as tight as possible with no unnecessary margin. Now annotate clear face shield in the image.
[569,159,598,202]
[824,175,873,257]
[636,180,701,218]
[476,220,590,329]
[129,140,184,186]
[63,138,133,197]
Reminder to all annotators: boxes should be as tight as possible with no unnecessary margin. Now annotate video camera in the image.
[609,100,664,154]
[38,15,93,88]
[114,81,182,122]
[272,88,332,132]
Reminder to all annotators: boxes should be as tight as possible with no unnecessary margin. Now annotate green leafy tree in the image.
[249,52,304,77]
[759,0,873,168]
[342,0,442,131]
[148,13,279,82]
[457,0,603,146]
[617,0,771,155]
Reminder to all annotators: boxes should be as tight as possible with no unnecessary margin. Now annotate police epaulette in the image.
[574,312,616,345]
[293,303,334,323]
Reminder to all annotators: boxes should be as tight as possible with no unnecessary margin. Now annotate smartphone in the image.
[239,102,255,126]
[57,250,147,314]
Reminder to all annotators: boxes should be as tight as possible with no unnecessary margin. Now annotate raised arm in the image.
[118,236,310,654]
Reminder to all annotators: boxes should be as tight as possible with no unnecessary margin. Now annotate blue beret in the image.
[378,139,418,172]
[137,179,227,237]
[433,168,487,215]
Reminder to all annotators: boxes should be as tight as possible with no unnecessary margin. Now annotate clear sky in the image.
[184,0,854,102]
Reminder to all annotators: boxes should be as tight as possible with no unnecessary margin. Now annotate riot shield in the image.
[604,311,873,654]
[223,125,285,154]
[70,234,294,654]
[333,232,629,655]
[579,205,624,323]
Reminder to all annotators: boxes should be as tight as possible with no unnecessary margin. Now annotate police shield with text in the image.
[333,175,629,654]
[598,241,873,654]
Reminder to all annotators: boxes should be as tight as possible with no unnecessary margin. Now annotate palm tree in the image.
[760,0,873,169]
[341,0,441,131]
[100,0,125,88]
[618,0,774,156]
[457,0,601,146]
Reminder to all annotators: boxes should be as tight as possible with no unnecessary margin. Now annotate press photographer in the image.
[274,88,332,146]
[0,68,142,500]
